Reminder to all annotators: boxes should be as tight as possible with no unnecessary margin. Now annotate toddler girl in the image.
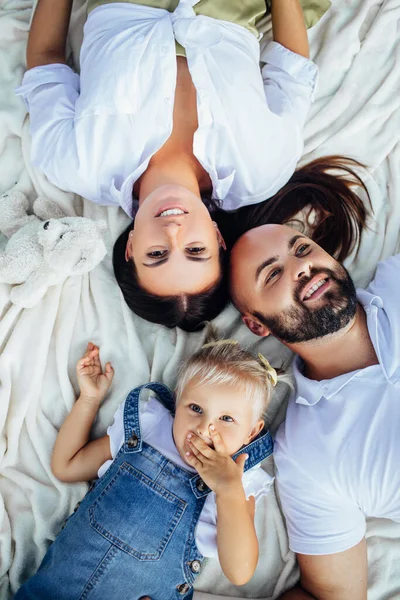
[16,336,281,599]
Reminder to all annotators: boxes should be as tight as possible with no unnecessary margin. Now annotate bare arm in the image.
[216,486,258,585]
[186,428,258,585]
[51,397,112,483]
[271,0,309,58]
[278,539,368,600]
[27,0,74,69]
[279,587,315,600]
[51,343,114,483]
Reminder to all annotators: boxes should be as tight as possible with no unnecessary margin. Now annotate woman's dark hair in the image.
[113,221,229,332]
[214,156,371,262]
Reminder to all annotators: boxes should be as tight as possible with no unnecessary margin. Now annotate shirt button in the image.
[196,478,206,492]
[162,45,169,53]
[127,432,138,448]
[177,583,191,595]
[189,560,201,573]
[164,97,170,104]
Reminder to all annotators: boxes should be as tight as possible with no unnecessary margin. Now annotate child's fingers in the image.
[77,357,92,370]
[81,349,98,364]
[234,453,248,473]
[208,426,227,453]
[185,451,202,471]
[85,342,98,356]
[77,353,97,370]
[187,435,213,459]
[105,363,114,383]
[78,365,96,376]
[91,347,101,365]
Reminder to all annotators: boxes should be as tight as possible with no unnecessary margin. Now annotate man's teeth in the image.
[304,278,327,300]
[159,209,186,216]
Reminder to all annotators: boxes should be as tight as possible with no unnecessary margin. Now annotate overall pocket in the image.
[89,462,186,560]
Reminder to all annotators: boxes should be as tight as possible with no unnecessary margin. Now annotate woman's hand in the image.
[77,342,114,404]
[185,426,247,496]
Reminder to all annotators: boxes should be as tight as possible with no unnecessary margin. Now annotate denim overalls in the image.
[16,383,273,600]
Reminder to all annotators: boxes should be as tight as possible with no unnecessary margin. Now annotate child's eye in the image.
[189,404,202,414]
[220,415,233,422]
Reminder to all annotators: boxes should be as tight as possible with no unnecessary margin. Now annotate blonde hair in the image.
[176,327,281,424]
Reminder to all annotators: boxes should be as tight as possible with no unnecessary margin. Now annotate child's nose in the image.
[197,420,213,443]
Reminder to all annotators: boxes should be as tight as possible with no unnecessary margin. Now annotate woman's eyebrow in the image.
[142,257,169,268]
[142,256,211,267]
[187,256,211,263]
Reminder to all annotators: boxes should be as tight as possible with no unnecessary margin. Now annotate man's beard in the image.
[255,265,358,344]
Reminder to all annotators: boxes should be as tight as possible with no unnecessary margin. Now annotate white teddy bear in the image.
[0,191,107,308]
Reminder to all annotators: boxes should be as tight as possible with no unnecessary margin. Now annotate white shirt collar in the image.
[293,288,386,406]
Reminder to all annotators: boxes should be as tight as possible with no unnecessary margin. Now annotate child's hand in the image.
[76,342,114,404]
[185,426,247,497]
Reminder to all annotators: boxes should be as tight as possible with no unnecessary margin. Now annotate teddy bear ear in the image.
[96,220,108,232]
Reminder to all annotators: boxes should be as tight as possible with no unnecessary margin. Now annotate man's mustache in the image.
[295,267,339,302]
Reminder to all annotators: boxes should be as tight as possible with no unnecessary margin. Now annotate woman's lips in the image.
[155,204,189,217]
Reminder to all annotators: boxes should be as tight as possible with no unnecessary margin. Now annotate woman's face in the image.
[126,185,225,295]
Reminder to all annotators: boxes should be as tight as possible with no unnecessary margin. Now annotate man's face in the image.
[230,225,357,344]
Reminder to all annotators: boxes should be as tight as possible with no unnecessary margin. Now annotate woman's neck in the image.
[136,154,202,205]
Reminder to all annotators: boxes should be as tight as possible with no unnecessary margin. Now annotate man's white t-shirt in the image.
[98,394,273,558]
[15,2,317,217]
[275,254,400,555]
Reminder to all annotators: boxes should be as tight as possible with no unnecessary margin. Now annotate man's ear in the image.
[242,315,270,337]
[213,222,227,251]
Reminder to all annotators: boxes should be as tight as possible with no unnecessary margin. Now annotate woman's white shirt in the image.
[98,394,273,558]
[16,2,317,216]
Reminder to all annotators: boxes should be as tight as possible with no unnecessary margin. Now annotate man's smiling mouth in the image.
[301,275,330,302]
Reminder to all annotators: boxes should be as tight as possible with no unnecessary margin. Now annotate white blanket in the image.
[0,0,399,598]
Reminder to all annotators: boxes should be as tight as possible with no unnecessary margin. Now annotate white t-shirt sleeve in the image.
[260,41,318,126]
[16,64,92,198]
[243,464,274,501]
[367,254,400,299]
[275,441,366,555]
[366,254,400,333]
[97,395,166,478]
[362,253,400,380]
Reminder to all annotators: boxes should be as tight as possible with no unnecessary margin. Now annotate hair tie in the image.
[258,353,278,386]
[202,339,239,349]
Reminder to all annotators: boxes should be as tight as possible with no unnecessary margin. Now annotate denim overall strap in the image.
[190,428,273,498]
[123,382,175,454]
